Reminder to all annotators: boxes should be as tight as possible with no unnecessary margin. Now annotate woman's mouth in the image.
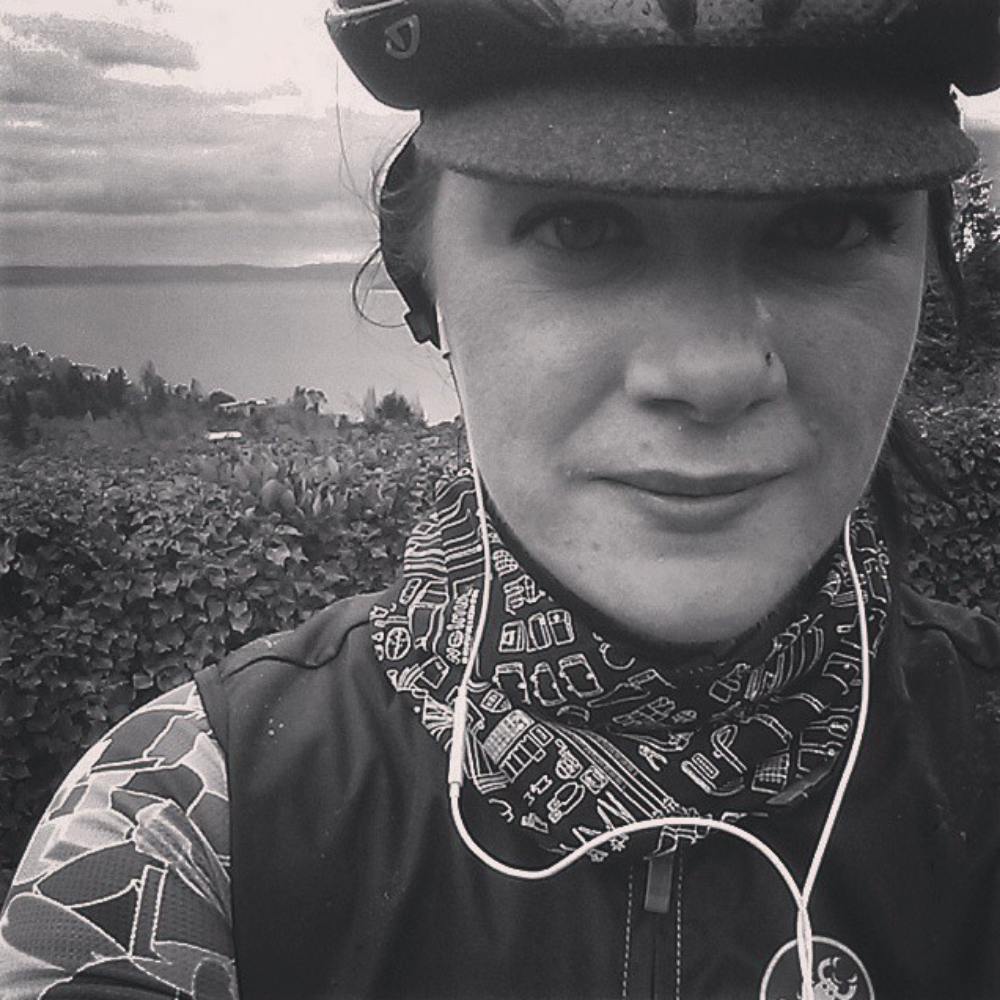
[598,468,787,531]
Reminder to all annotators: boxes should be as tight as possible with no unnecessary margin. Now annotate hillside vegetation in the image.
[0,402,463,885]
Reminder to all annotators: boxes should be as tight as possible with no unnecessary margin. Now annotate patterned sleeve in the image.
[0,680,237,1000]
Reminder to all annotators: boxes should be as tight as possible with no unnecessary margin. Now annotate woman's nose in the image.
[622,281,787,425]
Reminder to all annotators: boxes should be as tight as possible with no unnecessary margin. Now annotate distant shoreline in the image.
[0,263,375,288]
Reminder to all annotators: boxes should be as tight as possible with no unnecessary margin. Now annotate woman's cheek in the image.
[778,267,919,389]
[450,283,614,427]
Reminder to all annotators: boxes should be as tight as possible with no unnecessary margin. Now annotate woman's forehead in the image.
[435,172,928,217]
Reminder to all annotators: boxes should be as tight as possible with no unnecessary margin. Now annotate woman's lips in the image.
[605,468,786,497]
[597,468,788,530]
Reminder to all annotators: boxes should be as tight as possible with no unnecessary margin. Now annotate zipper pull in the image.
[643,854,676,914]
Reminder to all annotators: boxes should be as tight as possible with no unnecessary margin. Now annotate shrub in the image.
[0,421,464,874]
[909,167,1000,405]
[903,401,1000,619]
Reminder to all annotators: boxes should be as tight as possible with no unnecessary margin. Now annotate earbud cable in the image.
[440,316,870,1000]
[325,1,409,29]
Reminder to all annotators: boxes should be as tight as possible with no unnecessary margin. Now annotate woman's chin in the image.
[598,594,785,648]
[535,484,843,647]
[568,549,821,649]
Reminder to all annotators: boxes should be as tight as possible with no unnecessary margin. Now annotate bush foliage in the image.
[1,421,464,877]
[904,402,1000,618]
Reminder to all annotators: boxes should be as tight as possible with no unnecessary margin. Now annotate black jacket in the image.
[195,583,1000,1000]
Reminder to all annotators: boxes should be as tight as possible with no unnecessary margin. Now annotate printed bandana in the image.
[370,472,891,862]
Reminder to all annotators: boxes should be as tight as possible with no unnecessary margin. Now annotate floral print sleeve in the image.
[0,680,237,999]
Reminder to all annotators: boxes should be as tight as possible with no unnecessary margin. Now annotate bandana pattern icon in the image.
[760,937,875,1000]
[371,471,891,864]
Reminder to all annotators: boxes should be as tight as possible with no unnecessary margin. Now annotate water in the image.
[0,271,459,425]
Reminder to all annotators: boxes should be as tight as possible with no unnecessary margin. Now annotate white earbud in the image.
[435,304,452,359]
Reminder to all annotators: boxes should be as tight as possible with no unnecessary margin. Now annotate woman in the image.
[3,1,1000,998]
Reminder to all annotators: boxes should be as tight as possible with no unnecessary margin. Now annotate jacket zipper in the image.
[622,867,636,1000]
[626,848,684,999]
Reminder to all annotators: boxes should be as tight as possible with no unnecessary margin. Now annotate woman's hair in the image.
[352,135,441,323]
[928,184,968,332]
[355,141,965,506]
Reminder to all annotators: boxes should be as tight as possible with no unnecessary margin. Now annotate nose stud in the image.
[765,351,776,367]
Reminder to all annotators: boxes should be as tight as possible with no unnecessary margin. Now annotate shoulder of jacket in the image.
[214,582,399,680]
[193,583,402,756]
[899,584,1000,675]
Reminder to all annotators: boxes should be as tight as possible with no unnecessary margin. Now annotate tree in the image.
[910,165,1000,403]
[304,388,326,414]
[288,386,326,413]
[3,387,31,449]
[375,390,423,424]
[106,368,128,410]
[361,387,424,426]
[955,168,1000,263]
[140,361,168,413]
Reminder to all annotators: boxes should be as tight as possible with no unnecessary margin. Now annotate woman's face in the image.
[429,174,928,645]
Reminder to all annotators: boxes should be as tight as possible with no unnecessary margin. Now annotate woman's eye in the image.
[515,203,639,253]
[768,202,895,252]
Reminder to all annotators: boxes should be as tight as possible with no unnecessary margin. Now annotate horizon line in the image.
[0,261,366,270]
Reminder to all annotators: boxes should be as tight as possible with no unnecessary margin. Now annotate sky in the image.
[4,2,1000,267]
[0,0,415,266]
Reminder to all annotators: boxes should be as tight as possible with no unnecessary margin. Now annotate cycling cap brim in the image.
[414,68,977,196]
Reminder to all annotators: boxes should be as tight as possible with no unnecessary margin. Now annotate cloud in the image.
[0,35,407,215]
[0,62,386,217]
[0,41,108,106]
[115,0,175,12]
[3,13,197,71]
[0,127,354,216]
[0,8,412,263]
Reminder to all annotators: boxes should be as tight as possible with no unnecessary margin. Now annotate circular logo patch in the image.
[760,937,874,1000]
[384,15,420,60]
